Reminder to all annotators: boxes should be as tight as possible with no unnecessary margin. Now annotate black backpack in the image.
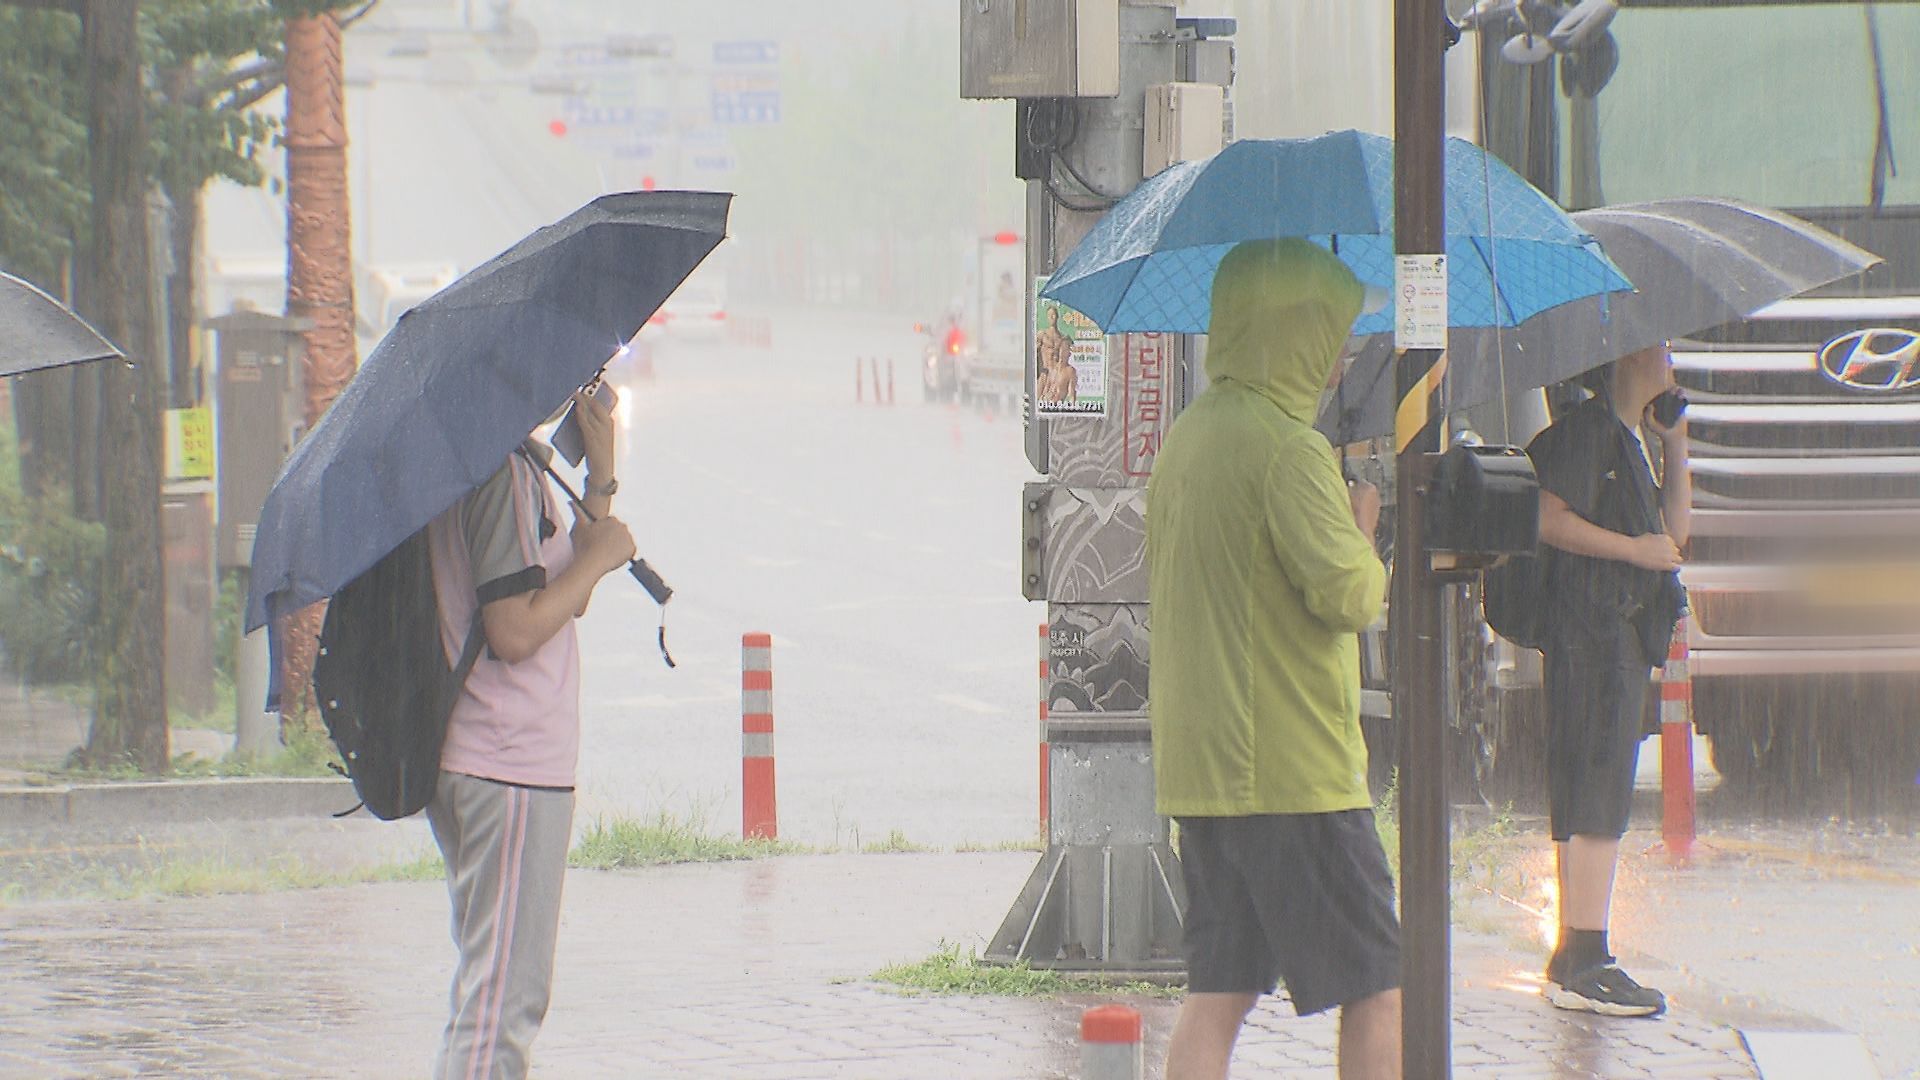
[313,527,483,820]
[1481,549,1548,650]
[1482,394,1675,656]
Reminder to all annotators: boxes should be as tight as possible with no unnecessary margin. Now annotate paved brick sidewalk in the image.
[0,853,1756,1078]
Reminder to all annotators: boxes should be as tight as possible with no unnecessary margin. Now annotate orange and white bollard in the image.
[1659,618,1695,862]
[1038,621,1051,840]
[886,358,896,406]
[742,632,777,840]
[855,359,864,404]
[869,357,883,405]
[1080,1004,1143,1079]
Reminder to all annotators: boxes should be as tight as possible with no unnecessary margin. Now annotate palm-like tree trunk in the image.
[277,10,357,727]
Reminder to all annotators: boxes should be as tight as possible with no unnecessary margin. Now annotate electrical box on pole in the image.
[966,2,1237,974]
[1144,82,1226,176]
[961,0,1121,99]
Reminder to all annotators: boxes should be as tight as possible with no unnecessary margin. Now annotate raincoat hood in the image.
[1205,239,1364,423]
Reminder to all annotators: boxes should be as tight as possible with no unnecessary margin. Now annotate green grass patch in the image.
[1374,773,1400,879]
[871,941,1183,999]
[1450,804,1528,895]
[108,855,334,899]
[49,722,345,782]
[954,838,1045,854]
[360,850,447,884]
[21,848,447,904]
[860,829,932,854]
[1369,774,1529,892]
[567,811,804,870]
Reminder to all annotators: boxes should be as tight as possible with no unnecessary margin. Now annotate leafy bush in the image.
[0,494,105,686]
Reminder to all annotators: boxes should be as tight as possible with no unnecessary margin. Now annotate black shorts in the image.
[1545,623,1654,842]
[1175,810,1401,1016]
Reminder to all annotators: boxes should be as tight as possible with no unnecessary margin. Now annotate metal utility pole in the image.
[964,1,1234,973]
[1393,0,1452,1075]
[278,9,360,723]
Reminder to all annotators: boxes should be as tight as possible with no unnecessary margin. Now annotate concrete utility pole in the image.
[1393,0,1452,1075]
[278,9,360,723]
[964,1,1234,973]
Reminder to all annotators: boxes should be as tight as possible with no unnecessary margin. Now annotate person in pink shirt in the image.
[422,386,634,1079]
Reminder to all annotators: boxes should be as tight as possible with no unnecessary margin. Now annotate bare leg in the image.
[1337,988,1402,1080]
[1165,992,1258,1080]
[1558,835,1621,931]
[1554,840,1567,923]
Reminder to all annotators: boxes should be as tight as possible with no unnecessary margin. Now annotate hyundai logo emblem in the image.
[1818,328,1920,391]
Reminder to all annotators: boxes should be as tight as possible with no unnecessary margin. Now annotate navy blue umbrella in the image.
[245,190,731,633]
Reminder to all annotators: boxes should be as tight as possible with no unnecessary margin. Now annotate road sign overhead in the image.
[711,73,778,95]
[711,90,781,125]
[608,32,674,59]
[713,40,779,65]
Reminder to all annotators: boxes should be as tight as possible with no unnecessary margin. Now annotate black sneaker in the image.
[1546,963,1667,1018]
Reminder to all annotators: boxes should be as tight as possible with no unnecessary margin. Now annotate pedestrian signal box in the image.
[1425,444,1539,560]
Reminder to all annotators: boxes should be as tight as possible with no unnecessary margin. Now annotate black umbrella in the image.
[0,270,122,375]
[245,190,731,633]
[1319,197,1882,442]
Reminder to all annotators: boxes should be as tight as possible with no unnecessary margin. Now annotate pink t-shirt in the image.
[427,447,581,788]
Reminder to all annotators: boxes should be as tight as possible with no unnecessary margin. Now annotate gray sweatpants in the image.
[426,771,575,1080]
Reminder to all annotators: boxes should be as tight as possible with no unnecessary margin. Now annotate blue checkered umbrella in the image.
[1039,130,1630,335]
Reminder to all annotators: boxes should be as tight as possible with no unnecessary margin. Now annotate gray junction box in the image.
[208,312,309,570]
[961,0,1121,99]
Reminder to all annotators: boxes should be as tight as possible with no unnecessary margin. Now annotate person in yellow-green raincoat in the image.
[1149,239,1402,1080]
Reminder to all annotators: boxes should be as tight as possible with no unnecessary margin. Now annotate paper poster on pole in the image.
[1033,276,1107,417]
[1394,253,1448,351]
[164,407,214,482]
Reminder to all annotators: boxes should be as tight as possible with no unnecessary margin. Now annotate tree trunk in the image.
[163,174,203,407]
[277,11,357,728]
[157,59,201,411]
[79,0,167,772]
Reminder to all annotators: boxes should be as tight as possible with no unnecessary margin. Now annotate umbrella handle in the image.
[628,557,673,605]
[525,443,677,667]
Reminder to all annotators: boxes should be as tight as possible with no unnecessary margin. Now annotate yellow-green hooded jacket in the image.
[1148,238,1386,816]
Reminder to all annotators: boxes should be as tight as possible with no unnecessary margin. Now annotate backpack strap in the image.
[452,612,486,686]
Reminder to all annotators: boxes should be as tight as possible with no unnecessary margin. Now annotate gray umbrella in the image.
[0,270,122,375]
[1318,197,1882,442]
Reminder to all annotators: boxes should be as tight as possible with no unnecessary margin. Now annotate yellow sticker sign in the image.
[165,407,214,481]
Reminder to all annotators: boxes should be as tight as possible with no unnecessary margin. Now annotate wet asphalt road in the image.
[569,308,1042,849]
